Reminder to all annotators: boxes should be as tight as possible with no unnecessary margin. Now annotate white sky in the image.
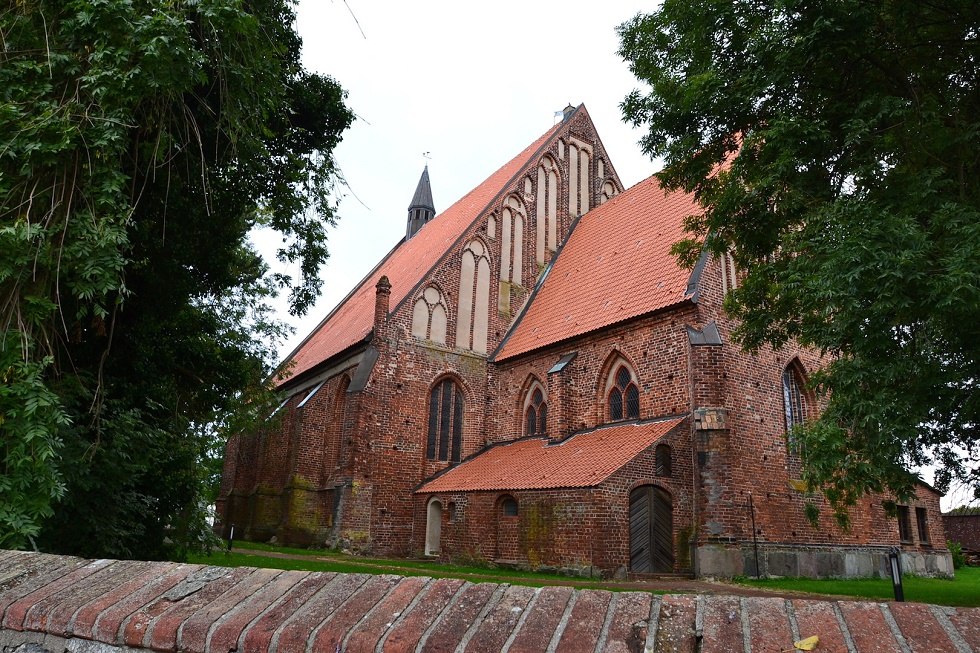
[255,0,660,359]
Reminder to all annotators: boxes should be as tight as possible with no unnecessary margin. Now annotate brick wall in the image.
[943,514,980,550]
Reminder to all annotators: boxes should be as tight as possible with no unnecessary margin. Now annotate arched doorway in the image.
[629,485,673,573]
[425,499,442,556]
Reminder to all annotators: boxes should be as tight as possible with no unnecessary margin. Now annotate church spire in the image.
[406,165,435,239]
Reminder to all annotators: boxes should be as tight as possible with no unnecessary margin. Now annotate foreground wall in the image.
[1,550,979,653]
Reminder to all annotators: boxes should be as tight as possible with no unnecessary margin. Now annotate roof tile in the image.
[282,123,562,381]
[496,176,701,360]
[415,418,683,493]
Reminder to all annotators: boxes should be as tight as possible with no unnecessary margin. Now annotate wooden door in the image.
[629,486,674,573]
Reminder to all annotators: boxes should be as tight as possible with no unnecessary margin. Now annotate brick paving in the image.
[0,550,976,653]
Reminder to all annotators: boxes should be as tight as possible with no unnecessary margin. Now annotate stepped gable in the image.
[281,121,563,382]
[416,418,683,493]
[495,175,701,361]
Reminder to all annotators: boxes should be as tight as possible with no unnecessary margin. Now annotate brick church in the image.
[217,105,951,578]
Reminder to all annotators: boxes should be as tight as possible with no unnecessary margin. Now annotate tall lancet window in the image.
[535,156,559,266]
[499,195,525,286]
[567,138,592,217]
[455,240,491,354]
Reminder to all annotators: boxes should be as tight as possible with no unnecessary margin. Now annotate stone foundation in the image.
[696,542,954,579]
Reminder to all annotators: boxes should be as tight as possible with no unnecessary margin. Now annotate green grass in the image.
[187,544,609,589]
[733,566,980,607]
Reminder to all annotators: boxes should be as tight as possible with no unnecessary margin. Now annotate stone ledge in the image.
[0,550,977,652]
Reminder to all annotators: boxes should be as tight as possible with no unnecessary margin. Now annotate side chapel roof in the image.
[416,417,683,493]
[280,121,564,381]
[494,175,702,361]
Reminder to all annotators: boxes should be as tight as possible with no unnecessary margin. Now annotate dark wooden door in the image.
[629,486,674,573]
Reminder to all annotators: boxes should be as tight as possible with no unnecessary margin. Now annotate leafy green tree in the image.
[619,0,979,521]
[0,0,352,556]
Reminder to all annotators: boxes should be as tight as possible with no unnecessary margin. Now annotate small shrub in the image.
[948,540,965,569]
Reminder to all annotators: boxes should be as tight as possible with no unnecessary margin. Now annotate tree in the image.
[619,0,980,521]
[0,0,353,556]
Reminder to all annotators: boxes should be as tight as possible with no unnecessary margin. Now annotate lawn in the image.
[186,541,607,589]
[733,566,980,607]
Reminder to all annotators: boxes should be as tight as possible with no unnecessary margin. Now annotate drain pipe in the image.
[748,492,760,577]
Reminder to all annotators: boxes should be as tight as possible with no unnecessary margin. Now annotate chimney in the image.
[374,275,391,331]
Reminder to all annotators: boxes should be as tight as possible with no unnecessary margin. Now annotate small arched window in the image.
[524,387,548,436]
[427,378,464,462]
[655,444,672,477]
[500,496,518,517]
[609,365,640,421]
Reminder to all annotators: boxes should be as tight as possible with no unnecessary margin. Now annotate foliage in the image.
[0,0,352,556]
[948,540,966,569]
[619,0,980,520]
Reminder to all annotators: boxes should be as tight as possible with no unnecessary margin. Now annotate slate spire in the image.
[406,165,435,239]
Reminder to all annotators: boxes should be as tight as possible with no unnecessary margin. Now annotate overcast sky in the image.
[254,0,660,358]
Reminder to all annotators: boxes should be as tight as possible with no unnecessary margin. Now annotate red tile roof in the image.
[415,418,683,493]
[281,122,563,381]
[495,176,702,361]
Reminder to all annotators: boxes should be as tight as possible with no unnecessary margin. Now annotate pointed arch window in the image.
[524,387,548,436]
[782,362,810,461]
[535,156,560,265]
[655,444,672,477]
[609,365,640,421]
[455,240,491,354]
[411,285,449,344]
[427,378,463,462]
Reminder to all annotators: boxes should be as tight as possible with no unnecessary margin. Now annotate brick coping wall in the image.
[1,550,977,652]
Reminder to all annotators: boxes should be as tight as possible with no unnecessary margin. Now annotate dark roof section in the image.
[408,165,435,212]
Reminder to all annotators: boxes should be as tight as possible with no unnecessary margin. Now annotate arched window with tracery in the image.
[455,239,491,354]
[608,364,640,421]
[427,377,464,462]
[500,195,525,286]
[411,285,449,344]
[782,362,809,456]
[535,156,560,265]
[524,386,548,436]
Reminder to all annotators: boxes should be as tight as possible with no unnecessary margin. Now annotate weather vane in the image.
[423,151,431,161]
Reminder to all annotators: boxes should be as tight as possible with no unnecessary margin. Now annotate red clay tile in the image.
[497,176,700,361]
[418,582,497,653]
[506,585,575,653]
[380,577,466,652]
[194,568,303,653]
[416,418,682,493]
[3,558,112,631]
[239,571,335,652]
[554,589,612,653]
[838,601,902,653]
[344,575,430,652]
[745,597,793,653]
[791,599,849,653]
[700,596,743,653]
[463,584,536,653]
[309,575,402,652]
[89,563,198,644]
[600,590,654,653]
[282,122,562,381]
[889,603,959,653]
